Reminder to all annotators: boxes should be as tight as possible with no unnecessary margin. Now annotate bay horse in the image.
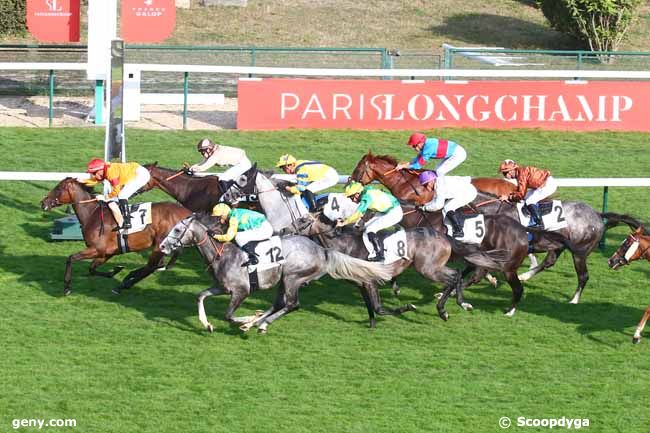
[40,178,191,295]
[350,152,580,315]
[350,151,619,305]
[608,225,650,344]
[141,163,224,213]
[160,215,393,333]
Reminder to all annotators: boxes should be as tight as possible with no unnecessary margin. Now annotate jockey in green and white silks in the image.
[336,182,403,262]
[276,154,339,211]
[211,204,273,267]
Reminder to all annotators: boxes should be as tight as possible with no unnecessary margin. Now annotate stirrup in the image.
[452,229,464,238]
[367,255,384,262]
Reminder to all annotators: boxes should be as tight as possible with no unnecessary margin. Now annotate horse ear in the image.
[635,226,644,234]
[153,161,158,167]
[367,148,372,156]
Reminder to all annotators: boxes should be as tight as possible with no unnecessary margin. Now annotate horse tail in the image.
[601,212,649,234]
[525,227,582,254]
[324,249,393,286]
[448,238,509,269]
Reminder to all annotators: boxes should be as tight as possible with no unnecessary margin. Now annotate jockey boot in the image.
[118,199,132,230]
[108,201,124,232]
[526,204,544,229]
[301,189,317,211]
[240,242,259,267]
[446,210,464,238]
[367,232,385,262]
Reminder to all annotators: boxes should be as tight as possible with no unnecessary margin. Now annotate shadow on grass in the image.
[429,13,578,50]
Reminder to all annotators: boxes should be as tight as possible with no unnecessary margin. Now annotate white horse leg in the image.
[197,287,228,332]
[519,254,540,281]
[633,307,650,344]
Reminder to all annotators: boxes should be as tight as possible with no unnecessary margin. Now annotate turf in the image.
[0,127,649,433]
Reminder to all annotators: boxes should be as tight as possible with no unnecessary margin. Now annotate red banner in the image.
[26,0,80,42]
[121,0,176,43]
[238,79,650,131]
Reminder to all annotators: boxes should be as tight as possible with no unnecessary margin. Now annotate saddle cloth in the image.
[322,193,358,222]
[444,212,486,245]
[122,203,152,235]
[516,200,568,231]
[368,227,408,265]
[247,236,285,272]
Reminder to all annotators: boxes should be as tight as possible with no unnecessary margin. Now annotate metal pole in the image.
[183,71,189,130]
[249,48,256,78]
[599,186,609,250]
[48,69,54,127]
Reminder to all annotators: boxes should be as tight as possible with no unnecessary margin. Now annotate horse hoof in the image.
[63,288,71,296]
[633,336,641,344]
[568,297,580,305]
[369,319,377,329]
[112,287,121,295]
[113,265,125,274]
[258,327,268,334]
[407,303,417,311]
[518,273,531,282]
[207,323,214,333]
[393,289,401,297]
[461,302,473,311]
[504,308,516,317]
[438,311,449,321]
[434,292,443,300]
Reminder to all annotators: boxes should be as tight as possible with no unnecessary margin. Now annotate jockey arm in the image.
[408,148,432,170]
[341,194,371,226]
[509,168,529,201]
[190,151,220,173]
[422,191,445,212]
[214,216,239,242]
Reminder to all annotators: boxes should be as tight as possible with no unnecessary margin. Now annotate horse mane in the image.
[64,177,95,194]
[368,153,399,166]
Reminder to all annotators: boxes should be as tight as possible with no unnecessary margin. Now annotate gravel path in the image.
[0,96,237,129]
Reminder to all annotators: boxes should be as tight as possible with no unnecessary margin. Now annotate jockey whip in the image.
[165,170,185,181]
[475,198,501,207]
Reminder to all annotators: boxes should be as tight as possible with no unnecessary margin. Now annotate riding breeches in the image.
[305,167,339,193]
[362,206,404,253]
[117,166,151,200]
[524,176,558,205]
[434,146,466,175]
[234,220,274,246]
[219,156,253,182]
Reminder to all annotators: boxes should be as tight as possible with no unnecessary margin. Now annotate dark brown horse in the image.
[608,225,650,344]
[141,163,225,213]
[40,178,191,295]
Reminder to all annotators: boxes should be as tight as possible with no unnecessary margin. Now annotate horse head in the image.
[160,215,199,255]
[350,152,400,185]
[40,177,93,211]
[608,227,650,269]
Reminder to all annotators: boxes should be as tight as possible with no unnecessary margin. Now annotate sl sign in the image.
[26,0,80,42]
[121,0,176,43]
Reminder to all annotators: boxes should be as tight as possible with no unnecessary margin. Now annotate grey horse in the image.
[295,214,510,321]
[160,215,393,333]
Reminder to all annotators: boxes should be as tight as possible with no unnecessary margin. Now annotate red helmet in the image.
[86,158,107,174]
[407,132,426,148]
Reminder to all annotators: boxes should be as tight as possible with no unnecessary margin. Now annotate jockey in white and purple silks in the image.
[396,132,467,175]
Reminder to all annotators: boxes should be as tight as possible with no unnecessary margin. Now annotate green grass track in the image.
[0,127,649,433]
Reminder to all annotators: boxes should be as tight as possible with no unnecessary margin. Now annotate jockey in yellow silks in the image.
[83,159,151,230]
[276,154,339,211]
[336,182,403,262]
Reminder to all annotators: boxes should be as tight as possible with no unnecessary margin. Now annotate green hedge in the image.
[0,0,26,37]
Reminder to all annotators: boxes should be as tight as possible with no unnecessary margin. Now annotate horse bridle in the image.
[615,234,650,266]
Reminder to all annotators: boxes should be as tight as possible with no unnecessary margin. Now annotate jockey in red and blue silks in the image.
[396,132,467,175]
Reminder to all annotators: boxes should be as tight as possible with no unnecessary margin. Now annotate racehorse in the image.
[350,153,580,315]
[40,178,191,295]
[295,213,510,321]
[608,225,650,344]
[160,215,393,333]
[349,151,625,305]
[141,163,224,213]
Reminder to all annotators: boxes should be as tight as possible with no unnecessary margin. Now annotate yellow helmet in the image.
[344,181,364,197]
[276,154,297,167]
[211,203,231,217]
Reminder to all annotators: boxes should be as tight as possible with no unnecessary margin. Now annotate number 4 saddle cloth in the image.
[516,200,568,231]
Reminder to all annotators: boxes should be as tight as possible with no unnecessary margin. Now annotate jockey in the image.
[84,158,151,231]
[211,204,274,267]
[418,171,477,238]
[499,159,558,229]
[190,138,252,194]
[396,132,467,175]
[336,181,403,262]
[275,154,339,211]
